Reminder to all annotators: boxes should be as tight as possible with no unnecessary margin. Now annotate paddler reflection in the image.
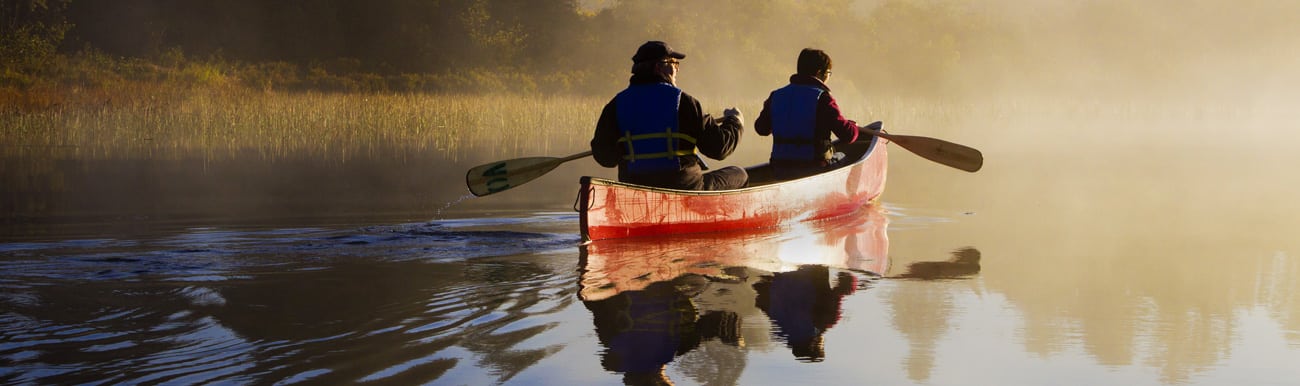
[583,274,744,385]
[754,265,858,362]
[578,205,889,384]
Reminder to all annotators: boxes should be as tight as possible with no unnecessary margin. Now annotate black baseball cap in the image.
[632,41,686,63]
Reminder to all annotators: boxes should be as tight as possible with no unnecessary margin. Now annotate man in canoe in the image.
[755,48,870,180]
[591,41,749,190]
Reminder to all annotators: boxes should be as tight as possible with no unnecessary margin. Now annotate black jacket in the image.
[591,73,743,190]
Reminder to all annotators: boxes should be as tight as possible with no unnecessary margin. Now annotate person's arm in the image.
[818,93,859,144]
[591,99,624,168]
[681,93,742,161]
[754,95,774,136]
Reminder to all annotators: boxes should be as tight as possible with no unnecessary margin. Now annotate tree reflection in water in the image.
[886,247,983,383]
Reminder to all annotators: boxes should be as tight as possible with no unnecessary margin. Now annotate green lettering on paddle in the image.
[483,162,508,176]
[486,178,510,193]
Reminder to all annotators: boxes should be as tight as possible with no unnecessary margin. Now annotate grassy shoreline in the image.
[2,87,606,162]
[5,68,1272,164]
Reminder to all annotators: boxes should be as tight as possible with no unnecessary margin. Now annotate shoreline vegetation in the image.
[0,56,1269,163]
[4,1,1291,161]
[0,0,1051,162]
[1,44,613,161]
[0,47,974,163]
[2,68,607,162]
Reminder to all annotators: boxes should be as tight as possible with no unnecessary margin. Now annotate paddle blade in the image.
[465,157,564,196]
[875,131,983,172]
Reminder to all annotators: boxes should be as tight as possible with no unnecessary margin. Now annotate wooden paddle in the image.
[860,123,983,172]
[465,151,593,196]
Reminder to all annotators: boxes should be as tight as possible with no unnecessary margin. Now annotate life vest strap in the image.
[618,129,697,162]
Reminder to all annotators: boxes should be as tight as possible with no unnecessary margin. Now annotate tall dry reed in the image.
[2,88,604,162]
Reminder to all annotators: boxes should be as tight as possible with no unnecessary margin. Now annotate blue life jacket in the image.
[769,84,830,163]
[614,83,695,174]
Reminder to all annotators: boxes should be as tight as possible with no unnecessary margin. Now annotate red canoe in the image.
[576,135,888,241]
[578,203,890,301]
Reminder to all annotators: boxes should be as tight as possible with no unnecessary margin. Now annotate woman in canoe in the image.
[755,48,874,180]
[590,41,749,190]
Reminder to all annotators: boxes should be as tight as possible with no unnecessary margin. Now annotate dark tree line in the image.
[2,0,71,82]
[2,0,1074,97]
[7,0,1292,99]
[52,0,587,74]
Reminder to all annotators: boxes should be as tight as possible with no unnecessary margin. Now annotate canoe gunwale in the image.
[580,134,882,195]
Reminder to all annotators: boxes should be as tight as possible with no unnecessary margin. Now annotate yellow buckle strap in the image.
[618,129,697,162]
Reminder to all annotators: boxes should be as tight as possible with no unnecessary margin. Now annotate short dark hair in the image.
[797,48,832,76]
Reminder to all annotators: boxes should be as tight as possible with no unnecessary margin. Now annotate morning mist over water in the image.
[3,0,1300,384]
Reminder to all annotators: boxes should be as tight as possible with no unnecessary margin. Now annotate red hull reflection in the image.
[579,204,889,302]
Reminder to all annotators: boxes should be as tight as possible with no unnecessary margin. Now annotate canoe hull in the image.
[578,136,887,241]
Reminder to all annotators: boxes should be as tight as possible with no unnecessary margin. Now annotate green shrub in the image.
[239,62,302,91]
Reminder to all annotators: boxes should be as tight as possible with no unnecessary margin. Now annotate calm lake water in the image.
[3,101,1300,385]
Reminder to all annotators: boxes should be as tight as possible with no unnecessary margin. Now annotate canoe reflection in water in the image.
[577,205,890,384]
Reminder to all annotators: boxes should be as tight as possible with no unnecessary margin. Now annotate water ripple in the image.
[0,214,582,384]
[0,216,580,283]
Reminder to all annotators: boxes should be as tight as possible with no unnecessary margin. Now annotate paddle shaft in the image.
[556,150,594,163]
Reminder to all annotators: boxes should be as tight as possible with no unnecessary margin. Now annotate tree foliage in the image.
[0,0,1027,97]
[1,0,71,87]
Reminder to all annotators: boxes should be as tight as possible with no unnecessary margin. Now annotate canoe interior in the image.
[743,135,878,188]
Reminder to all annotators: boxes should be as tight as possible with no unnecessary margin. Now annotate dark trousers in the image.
[701,166,748,190]
[621,163,748,191]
